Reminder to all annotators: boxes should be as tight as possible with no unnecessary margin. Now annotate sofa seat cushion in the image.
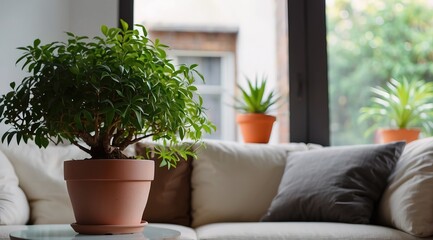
[191,140,312,227]
[195,222,433,240]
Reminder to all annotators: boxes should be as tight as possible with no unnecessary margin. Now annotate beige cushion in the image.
[0,142,89,224]
[0,149,29,225]
[195,222,429,240]
[191,140,310,227]
[377,137,433,237]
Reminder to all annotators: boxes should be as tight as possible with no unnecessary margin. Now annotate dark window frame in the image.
[288,0,329,146]
[118,0,134,29]
[118,0,330,146]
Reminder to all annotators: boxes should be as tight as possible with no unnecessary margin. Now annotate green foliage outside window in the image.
[327,0,433,145]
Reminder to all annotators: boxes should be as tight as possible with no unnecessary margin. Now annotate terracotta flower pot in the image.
[377,128,420,144]
[237,113,276,143]
[64,159,154,235]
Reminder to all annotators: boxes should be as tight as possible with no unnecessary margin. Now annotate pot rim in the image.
[64,159,154,181]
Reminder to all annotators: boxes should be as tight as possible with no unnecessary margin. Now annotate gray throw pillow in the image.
[261,142,405,224]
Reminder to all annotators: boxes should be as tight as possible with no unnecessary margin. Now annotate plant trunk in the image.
[89,145,127,159]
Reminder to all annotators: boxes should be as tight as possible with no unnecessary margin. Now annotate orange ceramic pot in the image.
[64,159,154,234]
[377,128,420,144]
[237,113,276,143]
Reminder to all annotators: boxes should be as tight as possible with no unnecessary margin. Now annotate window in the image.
[130,0,290,143]
[327,0,433,145]
[144,28,238,141]
[173,52,236,140]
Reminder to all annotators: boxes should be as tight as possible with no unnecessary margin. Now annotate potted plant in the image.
[0,20,214,234]
[235,75,280,143]
[359,77,433,143]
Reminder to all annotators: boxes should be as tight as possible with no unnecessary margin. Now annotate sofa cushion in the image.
[195,222,427,240]
[261,142,405,224]
[191,140,310,227]
[377,137,433,237]
[0,142,89,224]
[0,149,29,225]
[135,142,192,226]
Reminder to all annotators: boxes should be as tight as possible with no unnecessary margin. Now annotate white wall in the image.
[134,0,277,89]
[0,0,118,134]
[69,0,118,37]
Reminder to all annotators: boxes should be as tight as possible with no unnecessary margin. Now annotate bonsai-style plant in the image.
[235,75,280,143]
[359,77,433,143]
[0,20,214,234]
[0,20,214,165]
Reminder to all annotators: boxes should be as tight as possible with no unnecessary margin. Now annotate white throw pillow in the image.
[191,140,310,227]
[377,137,433,237]
[0,149,30,225]
[0,142,89,224]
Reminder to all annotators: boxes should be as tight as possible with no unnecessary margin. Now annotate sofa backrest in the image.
[0,142,89,224]
[0,140,316,227]
[190,140,313,227]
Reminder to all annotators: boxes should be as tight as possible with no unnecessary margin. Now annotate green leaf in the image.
[15,54,28,65]
[179,127,185,140]
[1,132,9,144]
[116,90,125,97]
[120,19,129,31]
[74,114,83,129]
[133,109,143,129]
[33,39,41,47]
[105,109,115,127]
[188,86,197,91]
[83,111,93,123]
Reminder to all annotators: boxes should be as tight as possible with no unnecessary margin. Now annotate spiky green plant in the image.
[235,76,280,114]
[359,77,433,136]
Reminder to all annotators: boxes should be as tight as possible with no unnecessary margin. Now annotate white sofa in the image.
[0,139,432,240]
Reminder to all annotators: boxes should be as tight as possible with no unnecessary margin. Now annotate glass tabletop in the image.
[9,225,180,240]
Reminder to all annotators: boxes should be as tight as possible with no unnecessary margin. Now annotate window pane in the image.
[134,0,289,142]
[178,56,224,140]
[178,57,221,86]
[201,94,222,139]
[327,0,433,145]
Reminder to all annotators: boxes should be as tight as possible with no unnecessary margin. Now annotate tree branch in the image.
[93,113,100,144]
[78,132,97,147]
[117,133,155,151]
[71,141,91,154]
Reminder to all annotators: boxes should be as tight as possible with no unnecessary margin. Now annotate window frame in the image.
[287,0,329,146]
[119,0,330,146]
[170,50,236,141]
